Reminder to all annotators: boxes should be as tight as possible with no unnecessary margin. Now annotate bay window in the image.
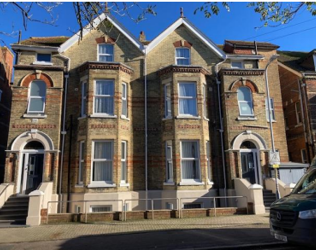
[94,80,114,115]
[81,82,87,117]
[165,141,173,183]
[178,82,197,116]
[78,141,85,184]
[122,83,128,117]
[164,83,171,118]
[121,141,127,183]
[92,141,113,184]
[181,141,200,181]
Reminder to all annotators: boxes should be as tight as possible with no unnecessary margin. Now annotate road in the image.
[0,228,311,250]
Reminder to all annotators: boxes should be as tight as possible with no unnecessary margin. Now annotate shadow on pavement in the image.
[58,228,281,250]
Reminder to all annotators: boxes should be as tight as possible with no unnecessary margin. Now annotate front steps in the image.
[0,195,29,227]
[263,189,276,211]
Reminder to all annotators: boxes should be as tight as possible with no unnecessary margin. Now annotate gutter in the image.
[214,56,227,201]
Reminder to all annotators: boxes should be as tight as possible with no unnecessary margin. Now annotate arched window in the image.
[237,87,254,116]
[27,80,46,113]
[24,141,44,150]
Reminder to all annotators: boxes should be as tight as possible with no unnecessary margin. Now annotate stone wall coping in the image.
[248,184,263,190]
[29,190,44,196]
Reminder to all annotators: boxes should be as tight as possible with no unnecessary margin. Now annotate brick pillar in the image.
[43,153,52,182]
[52,153,59,194]
[235,151,242,179]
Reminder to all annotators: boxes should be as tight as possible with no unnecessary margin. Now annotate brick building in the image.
[278,50,316,164]
[2,12,290,214]
[0,47,14,182]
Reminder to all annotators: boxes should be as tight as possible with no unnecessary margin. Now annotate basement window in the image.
[90,205,112,213]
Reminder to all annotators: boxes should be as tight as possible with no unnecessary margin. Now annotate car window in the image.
[292,168,316,194]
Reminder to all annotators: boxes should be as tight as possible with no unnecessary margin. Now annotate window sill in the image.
[237,116,257,121]
[120,115,130,121]
[295,123,302,128]
[207,181,214,185]
[162,117,172,121]
[176,115,201,120]
[90,114,117,119]
[203,116,210,121]
[87,183,116,188]
[266,120,276,123]
[32,61,53,66]
[179,181,205,186]
[119,182,130,187]
[23,114,47,119]
[78,116,87,120]
[75,184,84,188]
[163,182,175,186]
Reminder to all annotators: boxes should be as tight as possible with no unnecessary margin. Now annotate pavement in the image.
[0,213,298,250]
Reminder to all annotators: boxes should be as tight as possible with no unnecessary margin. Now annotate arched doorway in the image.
[20,141,45,194]
[240,141,261,185]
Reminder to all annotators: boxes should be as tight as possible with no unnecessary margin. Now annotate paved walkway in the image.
[0,214,270,243]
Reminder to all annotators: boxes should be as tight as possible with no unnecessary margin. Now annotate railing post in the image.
[214,197,217,217]
[85,201,87,223]
[151,199,154,220]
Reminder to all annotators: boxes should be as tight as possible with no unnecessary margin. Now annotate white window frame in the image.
[206,141,211,182]
[165,141,173,183]
[98,44,114,62]
[92,79,115,117]
[81,82,87,117]
[27,80,46,114]
[301,149,308,163]
[180,140,201,184]
[237,87,254,117]
[266,98,275,122]
[295,102,302,124]
[90,140,114,187]
[203,84,208,119]
[231,61,244,69]
[78,141,85,185]
[178,82,198,117]
[33,53,52,65]
[121,83,128,118]
[164,83,172,118]
[175,48,190,66]
[121,141,128,184]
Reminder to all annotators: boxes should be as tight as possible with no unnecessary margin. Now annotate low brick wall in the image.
[42,207,248,224]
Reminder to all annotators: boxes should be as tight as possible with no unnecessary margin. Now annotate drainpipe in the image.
[58,54,70,212]
[298,79,311,163]
[215,57,227,201]
[144,48,148,210]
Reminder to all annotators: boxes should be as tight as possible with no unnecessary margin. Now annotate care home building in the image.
[0,11,294,224]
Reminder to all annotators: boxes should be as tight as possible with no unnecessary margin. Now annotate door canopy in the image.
[232,131,267,150]
[11,130,54,151]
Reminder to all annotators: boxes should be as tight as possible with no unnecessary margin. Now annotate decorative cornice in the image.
[221,68,264,76]
[14,65,64,71]
[78,61,134,75]
[157,65,211,76]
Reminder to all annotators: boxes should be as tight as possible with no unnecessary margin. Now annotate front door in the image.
[21,153,44,194]
[241,151,260,185]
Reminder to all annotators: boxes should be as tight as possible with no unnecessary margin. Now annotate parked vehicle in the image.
[270,159,316,245]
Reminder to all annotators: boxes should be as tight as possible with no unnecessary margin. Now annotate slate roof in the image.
[17,36,70,47]
[278,50,310,72]
[225,40,279,49]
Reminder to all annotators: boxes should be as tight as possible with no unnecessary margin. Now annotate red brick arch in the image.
[20,72,53,88]
[230,79,258,93]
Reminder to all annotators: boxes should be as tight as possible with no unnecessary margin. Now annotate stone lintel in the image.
[221,68,265,76]
[157,65,211,76]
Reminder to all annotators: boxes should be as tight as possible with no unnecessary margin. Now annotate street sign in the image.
[270,151,280,165]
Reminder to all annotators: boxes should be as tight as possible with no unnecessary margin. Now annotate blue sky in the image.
[1,2,316,52]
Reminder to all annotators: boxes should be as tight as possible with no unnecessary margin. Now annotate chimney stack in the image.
[139,31,146,42]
